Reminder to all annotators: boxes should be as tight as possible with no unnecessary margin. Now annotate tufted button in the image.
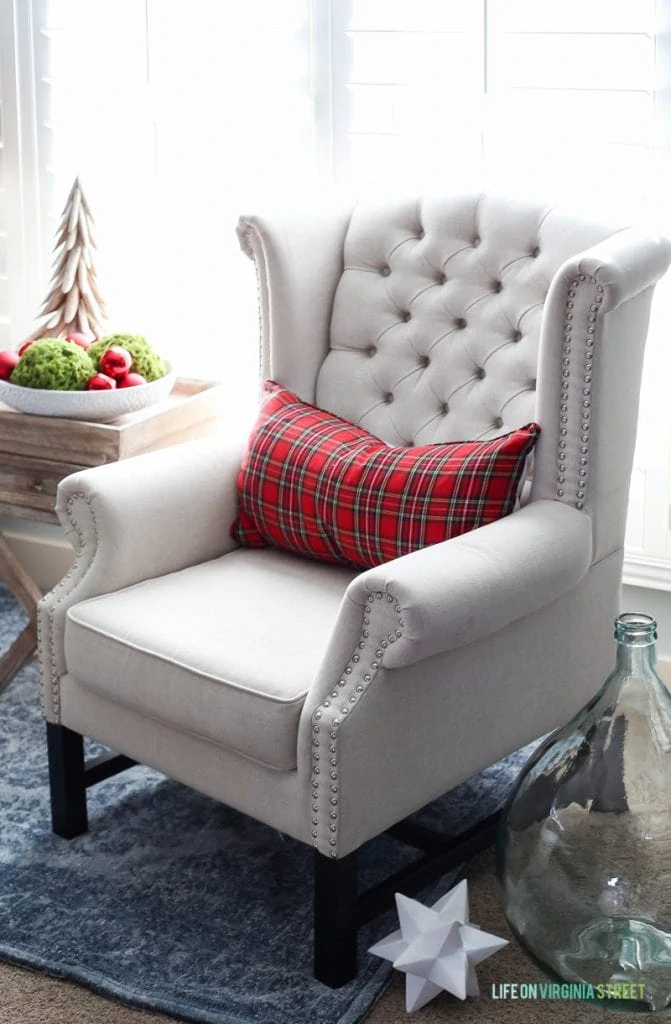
[530,246,540,258]
[475,367,485,380]
[512,329,523,343]
[381,266,391,277]
[472,235,481,247]
[417,228,425,239]
[419,355,430,368]
[493,416,503,428]
[530,378,537,390]
[401,311,411,322]
[440,401,449,415]
[455,317,467,329]
[384,392,394,404]
[367,345,376,357]
[492,280,503,293]
[439,273,448,285]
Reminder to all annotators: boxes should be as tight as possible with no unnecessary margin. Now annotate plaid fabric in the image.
[231,382,541,570]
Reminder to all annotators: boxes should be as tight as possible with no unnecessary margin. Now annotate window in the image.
[0,0,45,352]
[1,0,670,581]
[2,0,316,429]
[321,0,671,587]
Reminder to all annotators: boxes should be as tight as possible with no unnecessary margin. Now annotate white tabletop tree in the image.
[31,177,109,341]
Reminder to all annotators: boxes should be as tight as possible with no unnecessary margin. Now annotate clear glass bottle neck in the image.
[615,640,657,677]
[612,614,659,680]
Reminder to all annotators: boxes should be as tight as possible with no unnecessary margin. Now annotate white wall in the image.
[622,585,671,658]
[0,517,74,591]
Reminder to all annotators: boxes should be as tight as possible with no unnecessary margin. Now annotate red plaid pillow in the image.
[231,382,540,570]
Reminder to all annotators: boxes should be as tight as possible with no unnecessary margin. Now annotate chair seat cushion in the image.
[232,381,540,570]
[64,548,358,771]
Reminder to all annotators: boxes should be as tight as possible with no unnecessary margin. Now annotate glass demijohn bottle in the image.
[498,614,671,1011]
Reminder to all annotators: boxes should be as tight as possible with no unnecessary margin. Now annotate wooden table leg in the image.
[0,532,42,695]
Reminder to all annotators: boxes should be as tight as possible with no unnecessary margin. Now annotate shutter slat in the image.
[495,0,655,34]
[349,30,482,86]
[490,33,654,91]
[350,0,480,32]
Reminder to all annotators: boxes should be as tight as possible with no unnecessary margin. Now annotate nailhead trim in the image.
[245,227,268,390]
[557,277,603,509]
[41,491,99,721]
[310,590,402,857]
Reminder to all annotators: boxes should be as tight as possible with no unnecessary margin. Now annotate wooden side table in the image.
[0,377,223,693]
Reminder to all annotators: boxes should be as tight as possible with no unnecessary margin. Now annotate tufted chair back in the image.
[318,194,589,445]
[238,192,670,565]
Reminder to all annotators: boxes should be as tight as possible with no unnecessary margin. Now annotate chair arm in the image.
[51,434,246,598]
[340,500,592,671]
[40,434,247,720]
[555,227,671,313]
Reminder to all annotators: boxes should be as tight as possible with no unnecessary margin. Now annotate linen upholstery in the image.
[232,381,539,570]
[317,194,612,445]
[316,499,593,672]
[39,435,247,718]
[237,205,351,401]
[64,549,357,770]
[52,547,622,857]
[532,281,654,563]
[40,191,671,869]
[304,548,625,856]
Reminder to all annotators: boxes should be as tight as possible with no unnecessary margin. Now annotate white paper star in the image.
[368,879,508,1012]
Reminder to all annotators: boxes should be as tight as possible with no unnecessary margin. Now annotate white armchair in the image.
[39,192,671,985]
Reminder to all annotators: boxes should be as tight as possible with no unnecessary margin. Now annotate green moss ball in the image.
[10,339,96,390]
[89,334,167,383]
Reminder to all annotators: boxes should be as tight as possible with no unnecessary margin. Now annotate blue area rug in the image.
[0,583,536,1024]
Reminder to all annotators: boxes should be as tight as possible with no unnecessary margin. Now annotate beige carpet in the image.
[0,849,646,1024]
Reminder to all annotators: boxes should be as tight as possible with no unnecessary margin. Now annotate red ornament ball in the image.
[99,347,132,379]
[0,350,20,380]
[86,372,116,391]
[117,371,147,388]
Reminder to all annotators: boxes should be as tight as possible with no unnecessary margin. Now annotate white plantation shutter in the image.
[334,0,661,214]
[483,2,671,581]
[0,11,13,350]
[327,0,671,585]
[0,0,48,348]
[1,0,155,347]
[35,0,315,426]
[484,0,658,217]
[144,0,314,395]
[41,0,156,352]
[329,0,486,197]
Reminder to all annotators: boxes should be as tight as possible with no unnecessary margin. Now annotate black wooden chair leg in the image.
[46,721,88,838]
[313,849,359,987]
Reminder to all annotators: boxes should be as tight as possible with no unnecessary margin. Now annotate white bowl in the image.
[0,367,176,422]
